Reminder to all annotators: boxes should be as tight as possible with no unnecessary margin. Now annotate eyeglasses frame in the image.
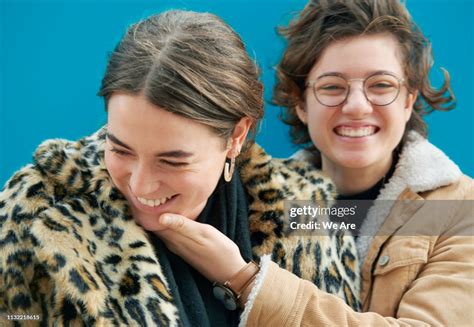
[306,72,406,107]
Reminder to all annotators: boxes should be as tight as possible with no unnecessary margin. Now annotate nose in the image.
[129,161,160,197]
[341,84,373,117]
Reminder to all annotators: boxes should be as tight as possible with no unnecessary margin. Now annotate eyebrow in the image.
[107,132,194,158]
[318,72,345,79]
[317,70,396,79]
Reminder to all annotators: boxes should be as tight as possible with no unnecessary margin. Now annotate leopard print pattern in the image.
[238,145,360,311]
[0,128,360,326]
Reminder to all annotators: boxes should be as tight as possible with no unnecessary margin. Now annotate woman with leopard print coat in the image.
[0,10,359,326]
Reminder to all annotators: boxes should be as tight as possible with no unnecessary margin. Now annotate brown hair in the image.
[273,0,455,156]
[98,10,263,151]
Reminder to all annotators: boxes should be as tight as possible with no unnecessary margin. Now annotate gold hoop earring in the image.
[224,156,235,182]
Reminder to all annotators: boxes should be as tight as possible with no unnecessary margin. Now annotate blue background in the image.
[1,0,473,186]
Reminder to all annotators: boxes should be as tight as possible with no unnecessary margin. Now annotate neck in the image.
[322,156,392,196]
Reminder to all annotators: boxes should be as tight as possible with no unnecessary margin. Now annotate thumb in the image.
[160,213,187,231]
[159,213,207,242]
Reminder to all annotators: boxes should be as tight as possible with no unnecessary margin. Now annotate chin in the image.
[132,211,162,231]
[336,153,377,169]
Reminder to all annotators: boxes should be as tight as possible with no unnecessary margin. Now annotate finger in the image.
[161,213,185,230]
[160,213,203,239]
[156,219,206,255]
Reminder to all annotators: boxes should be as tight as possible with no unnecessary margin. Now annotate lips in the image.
[334,125,379,138]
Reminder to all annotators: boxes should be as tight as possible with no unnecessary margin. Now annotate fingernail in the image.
[161,215,172,226]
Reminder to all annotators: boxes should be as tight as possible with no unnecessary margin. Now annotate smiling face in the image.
[104,93,230,231]
[297,33,416,176]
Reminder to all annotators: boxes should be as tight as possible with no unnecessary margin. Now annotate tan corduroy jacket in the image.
[242,133,474,326]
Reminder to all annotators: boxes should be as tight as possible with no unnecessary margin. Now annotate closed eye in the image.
[160,160,189,167]
[370,83,394,88]
[320,84,345,90]
[110,147,131,156]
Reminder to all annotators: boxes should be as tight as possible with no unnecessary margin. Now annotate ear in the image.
[404,90,418,122]
[295,102,308,124]
[227,117,253,157]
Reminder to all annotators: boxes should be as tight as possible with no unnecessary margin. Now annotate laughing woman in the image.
[0,10,359,326]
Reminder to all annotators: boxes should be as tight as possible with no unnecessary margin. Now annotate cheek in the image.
[384,108,407,131]
[306,108,333,142]
[177,175,213,199]
[378,110,408,148]
[190,162,224,193]
[179,159,225,202]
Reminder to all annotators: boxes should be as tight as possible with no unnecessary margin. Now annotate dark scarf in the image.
[148,170,252,327]
[334,152,399,239]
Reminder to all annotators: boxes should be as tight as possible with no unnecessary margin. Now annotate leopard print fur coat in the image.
[0,128,360,326]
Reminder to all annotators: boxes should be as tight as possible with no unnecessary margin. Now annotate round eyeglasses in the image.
[306,72,405,107]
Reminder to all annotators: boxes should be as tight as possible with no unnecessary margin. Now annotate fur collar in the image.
[293,131,462,263]
[5,126,358,324]
[373,131,461,198]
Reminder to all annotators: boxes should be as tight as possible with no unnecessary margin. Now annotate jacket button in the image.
[378,255,390,266]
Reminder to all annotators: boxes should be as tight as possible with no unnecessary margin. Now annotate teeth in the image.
[335,126,376,138]
[137,195,173,207]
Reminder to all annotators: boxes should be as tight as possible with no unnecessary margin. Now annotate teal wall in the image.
[1,0,473,186]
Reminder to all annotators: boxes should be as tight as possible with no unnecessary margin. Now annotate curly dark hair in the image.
[273,0,456,159]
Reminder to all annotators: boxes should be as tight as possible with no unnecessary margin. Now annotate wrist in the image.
[213,260,260,310]
[221,258,247,283]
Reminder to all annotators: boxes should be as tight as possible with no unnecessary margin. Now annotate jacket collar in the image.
[356,132,461,266]
[372,131,461,199]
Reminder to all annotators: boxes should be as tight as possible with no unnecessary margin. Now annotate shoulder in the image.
[238,145,361,309]
[33,127,107,191]
[0,127,111,256]
[375,133,464,200]
[238,143,336,203]
[0,127,108,216]
[419,174,473,201]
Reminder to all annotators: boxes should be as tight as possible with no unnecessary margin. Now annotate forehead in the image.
[309,33,404,77]
[106,93,223,153]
